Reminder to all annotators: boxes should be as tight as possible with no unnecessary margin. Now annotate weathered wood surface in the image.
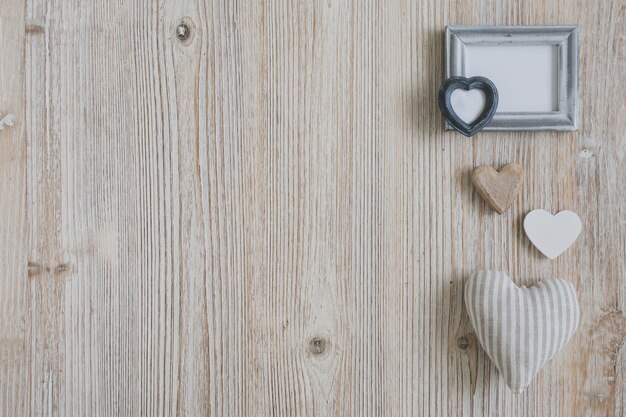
[1,0,624,416]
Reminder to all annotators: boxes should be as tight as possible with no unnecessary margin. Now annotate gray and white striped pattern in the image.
[464,270,580,393]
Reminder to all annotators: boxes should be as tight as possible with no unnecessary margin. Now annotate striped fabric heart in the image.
[464,270,580,393]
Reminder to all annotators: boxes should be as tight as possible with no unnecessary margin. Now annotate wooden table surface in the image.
[1,0,624,416]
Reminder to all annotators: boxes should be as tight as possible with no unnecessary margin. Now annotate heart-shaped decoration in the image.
[471,163,523,214]
[450,89,486,124]
[438,76,498,137]
[465,270,580,393]
[524,209,582,259]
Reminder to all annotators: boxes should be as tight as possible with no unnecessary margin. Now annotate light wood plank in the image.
[0,1,27,416]
[1,0,624,416]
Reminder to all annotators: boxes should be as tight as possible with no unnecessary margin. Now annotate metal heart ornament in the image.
[438,76,498,137]
[465,270,580,393]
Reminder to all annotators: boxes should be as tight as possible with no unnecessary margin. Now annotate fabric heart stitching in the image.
[465,270,580,393]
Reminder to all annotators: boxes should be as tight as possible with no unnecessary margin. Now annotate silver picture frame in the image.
[445,25,579,131]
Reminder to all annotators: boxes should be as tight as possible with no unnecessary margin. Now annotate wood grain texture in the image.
[1,0,624,416]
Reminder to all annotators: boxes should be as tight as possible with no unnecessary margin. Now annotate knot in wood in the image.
[308,336,329,355]
[176,23,190,41]
[457,336,470,350]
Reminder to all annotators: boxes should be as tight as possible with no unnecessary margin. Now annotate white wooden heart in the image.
[465,270,580,393]
[523,209,582,259]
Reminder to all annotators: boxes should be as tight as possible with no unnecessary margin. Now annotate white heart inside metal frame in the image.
[450,88,487,124]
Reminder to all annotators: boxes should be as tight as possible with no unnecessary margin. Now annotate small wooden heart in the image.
[438,76,498,137]
[471,163,523,214]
